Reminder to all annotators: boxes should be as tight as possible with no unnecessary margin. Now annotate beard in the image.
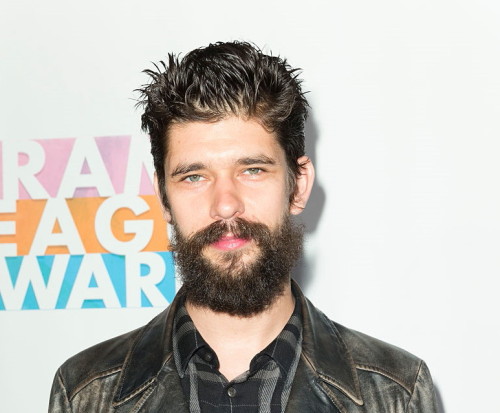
[170,216,303,317]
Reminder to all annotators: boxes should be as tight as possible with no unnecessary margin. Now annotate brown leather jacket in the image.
[49,282,438,412]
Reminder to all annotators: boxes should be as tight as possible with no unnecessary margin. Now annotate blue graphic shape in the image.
[0,257,23,310]
[155,252,176,303]
[101,254,126,307]
[23,256,56,309]
[55,255,84,309]
[0,256,40,309]
[22,284,39,310]
[37,255,54,285]
[88,275,98,288]
[4,256,23,284]
[81,299,106,309]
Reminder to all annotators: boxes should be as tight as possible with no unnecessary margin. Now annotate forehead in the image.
[165,117,285,168]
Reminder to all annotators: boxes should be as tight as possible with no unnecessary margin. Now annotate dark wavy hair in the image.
[136,41,309,209]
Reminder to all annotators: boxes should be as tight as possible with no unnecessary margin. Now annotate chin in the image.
[204,247,261,274]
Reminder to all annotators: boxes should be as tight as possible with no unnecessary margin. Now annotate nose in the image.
[209,177,245,221]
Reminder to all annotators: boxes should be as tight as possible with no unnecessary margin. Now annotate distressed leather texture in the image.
[49,282,438,413]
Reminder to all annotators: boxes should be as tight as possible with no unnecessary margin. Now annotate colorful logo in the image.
[0,136,176,310]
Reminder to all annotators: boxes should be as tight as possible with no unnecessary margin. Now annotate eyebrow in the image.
[169,155,277,178]
[170,162,206,178]
[236,155,277,166]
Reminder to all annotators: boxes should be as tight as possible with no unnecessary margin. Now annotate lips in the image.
[211,235,250,251]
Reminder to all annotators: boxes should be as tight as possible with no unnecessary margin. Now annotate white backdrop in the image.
[1,1,500,412]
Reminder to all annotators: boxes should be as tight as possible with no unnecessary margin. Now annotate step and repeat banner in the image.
[0,136,175,311]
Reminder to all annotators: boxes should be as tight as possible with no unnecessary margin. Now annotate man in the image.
[49,41,438,412]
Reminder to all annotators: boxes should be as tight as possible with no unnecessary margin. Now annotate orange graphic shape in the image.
[0,199,47,256]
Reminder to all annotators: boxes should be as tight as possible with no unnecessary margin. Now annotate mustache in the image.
[171,218,271,252]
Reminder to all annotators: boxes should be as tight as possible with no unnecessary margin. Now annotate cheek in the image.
[169,210,195,233]
[168,200,209,237]
[246,191,289,225]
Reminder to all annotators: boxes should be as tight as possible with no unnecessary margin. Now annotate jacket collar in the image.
[113,292,181,404]
[113,280,363,406]
[293,281,363,405]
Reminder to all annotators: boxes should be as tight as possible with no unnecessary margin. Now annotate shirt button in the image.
[203,352,213,362]
[227,387,237,398]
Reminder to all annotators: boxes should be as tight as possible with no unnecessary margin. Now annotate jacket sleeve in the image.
[48,369,73,413]
[406,361,438,413]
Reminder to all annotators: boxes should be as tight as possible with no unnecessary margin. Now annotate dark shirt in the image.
[172,298,302,413]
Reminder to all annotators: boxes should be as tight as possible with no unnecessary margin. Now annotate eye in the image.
[183,174,204,183]
[244,167,263,175]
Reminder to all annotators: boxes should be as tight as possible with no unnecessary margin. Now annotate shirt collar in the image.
[172,291,302,378]
[250,296,302,375]
[172,299,209,376]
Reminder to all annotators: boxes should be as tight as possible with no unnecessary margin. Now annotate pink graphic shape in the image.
[95,135,131,194]
[72,158,98,198]
[13,138,76,199]
[80,159,91,174]
[139,164,154,195]
[0,142,3,199]
[17,153,32,199]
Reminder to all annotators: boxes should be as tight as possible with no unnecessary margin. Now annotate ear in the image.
[290,156,315,215]
[153,172,172,223]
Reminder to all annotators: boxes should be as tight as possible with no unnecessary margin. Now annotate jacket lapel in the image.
[112,291,185,409]
[292,281,364,410]
[285,356,342,413]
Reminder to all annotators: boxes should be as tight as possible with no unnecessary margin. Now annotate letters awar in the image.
[0,252,176,310]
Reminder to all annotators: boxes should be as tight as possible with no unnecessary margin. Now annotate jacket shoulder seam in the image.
[355,363,415,395]
[68,366,122,401]
[55,369,74,412]
[404,360,424,412]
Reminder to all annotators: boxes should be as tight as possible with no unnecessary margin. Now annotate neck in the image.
[185,282,294,381]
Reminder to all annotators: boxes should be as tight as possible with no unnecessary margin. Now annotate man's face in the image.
[164,116,293,265]
[156,116,311,315]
